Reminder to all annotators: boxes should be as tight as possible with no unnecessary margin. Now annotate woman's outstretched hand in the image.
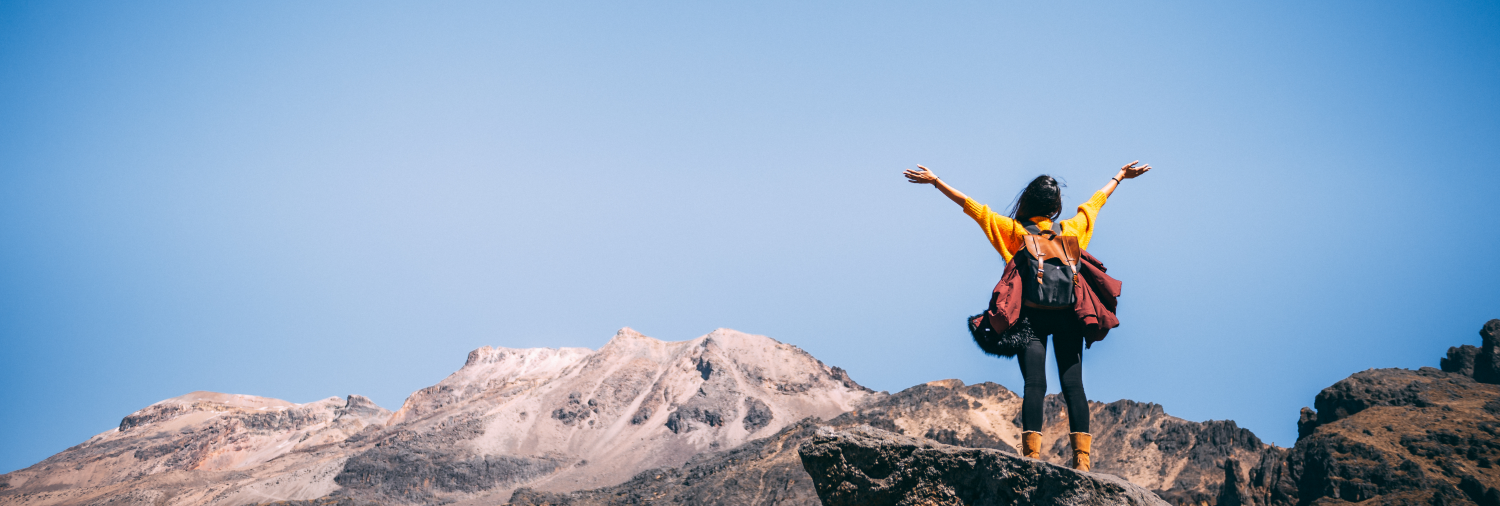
[904,165,939,184]
[905,165,970,206]
[1102,160,1151,197]
[1119,160,1152,179]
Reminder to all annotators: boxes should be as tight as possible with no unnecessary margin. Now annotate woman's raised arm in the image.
[1100,161,1152,197]
[903,165,970,206]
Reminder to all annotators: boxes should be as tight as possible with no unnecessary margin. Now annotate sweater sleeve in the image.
[962,198,1024,262]
[1061,191,1109,249]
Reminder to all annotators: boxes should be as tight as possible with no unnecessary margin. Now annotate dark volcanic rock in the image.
[1217,459,1251,506]
[798,425,1170,506]
[743,396,774,432]
[1444,345,1480,378]
[1444,319,1500,385]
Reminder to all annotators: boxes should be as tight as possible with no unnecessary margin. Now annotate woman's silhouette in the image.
[903,161,1151,471]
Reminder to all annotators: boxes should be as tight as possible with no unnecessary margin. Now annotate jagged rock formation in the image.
[505,379,1280,506]
[0,392,390,506]
[798,425,1171,506]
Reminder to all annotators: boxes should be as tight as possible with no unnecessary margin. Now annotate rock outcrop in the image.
[798,425,1170,506]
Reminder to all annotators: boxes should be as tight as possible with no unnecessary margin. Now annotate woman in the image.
[903,161,1151,471]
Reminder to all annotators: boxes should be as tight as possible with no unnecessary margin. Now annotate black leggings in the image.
[1017,308,1089,433]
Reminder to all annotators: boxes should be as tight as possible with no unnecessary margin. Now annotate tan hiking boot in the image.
[1069,432,1092,471]
[1020,431,1042,459]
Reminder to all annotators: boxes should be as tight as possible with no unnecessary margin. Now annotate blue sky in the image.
[2,1,1497,473]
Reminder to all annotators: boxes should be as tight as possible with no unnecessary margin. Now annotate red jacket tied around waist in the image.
[985,250,1122,346]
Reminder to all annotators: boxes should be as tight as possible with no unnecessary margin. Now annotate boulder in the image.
[1476,319,1500,384]
[798,425,1169,506]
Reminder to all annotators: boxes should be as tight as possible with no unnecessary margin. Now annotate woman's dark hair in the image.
[1009,175,1065,221]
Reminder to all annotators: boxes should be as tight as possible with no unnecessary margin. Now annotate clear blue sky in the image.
[3,1,1497,474]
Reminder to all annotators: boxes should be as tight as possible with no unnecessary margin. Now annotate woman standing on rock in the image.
[903,161,1150,471]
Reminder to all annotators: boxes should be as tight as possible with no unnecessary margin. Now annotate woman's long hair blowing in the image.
[1009,175,1065,221]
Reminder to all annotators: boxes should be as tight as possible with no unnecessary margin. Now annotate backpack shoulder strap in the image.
[1021,219,1060,238]
[1021,219,1060,237]
[1021,220,1042,235]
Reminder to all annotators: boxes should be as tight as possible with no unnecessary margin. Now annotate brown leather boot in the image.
[1069,432,1093,471]
[1019,431,1042,459]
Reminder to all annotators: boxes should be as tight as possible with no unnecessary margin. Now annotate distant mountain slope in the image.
[0,392,390,506]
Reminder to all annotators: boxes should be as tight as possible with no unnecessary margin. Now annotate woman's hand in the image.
[904,165,970,206]
[904,165,940,184]
[1102,161,1151,197]
[1119,160,1151,179]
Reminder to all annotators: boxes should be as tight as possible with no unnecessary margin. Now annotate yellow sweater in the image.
[961,191,1109,262]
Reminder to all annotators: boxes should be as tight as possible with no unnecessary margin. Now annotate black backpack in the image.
[1015,220,1082,309]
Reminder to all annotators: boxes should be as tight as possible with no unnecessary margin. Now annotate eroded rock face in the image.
[798,425,1170,506]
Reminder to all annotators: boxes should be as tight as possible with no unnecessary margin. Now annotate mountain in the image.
[8,321,1496,506]
[0,328,873,505]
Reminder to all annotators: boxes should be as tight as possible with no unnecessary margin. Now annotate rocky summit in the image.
[797,425,1170,506]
